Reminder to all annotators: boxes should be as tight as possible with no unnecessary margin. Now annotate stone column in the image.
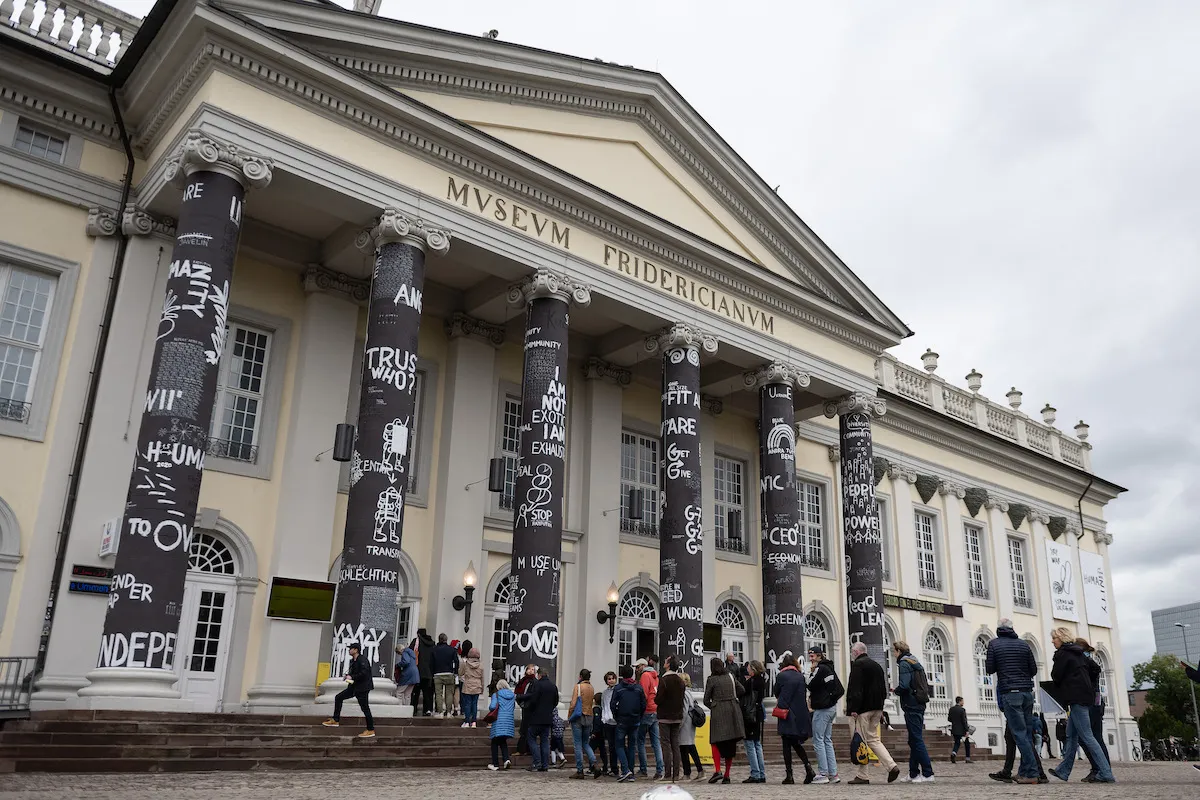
[744,362,811,674]
[79,135,272,704]
[824,392,888,668]
[505,269,590,684]
[646,324,717,686]
[317,210,450,707]
[245,267,363,712]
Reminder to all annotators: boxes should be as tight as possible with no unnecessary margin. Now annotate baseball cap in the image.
[634,658,648,667]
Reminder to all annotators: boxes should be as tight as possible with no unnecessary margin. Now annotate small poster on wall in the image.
[1045,540,1079,622]
[1079,550,1111,628]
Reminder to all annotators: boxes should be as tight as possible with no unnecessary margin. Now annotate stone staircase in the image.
[0,710,992,773]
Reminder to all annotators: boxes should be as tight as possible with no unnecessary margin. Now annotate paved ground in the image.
[1,762,1197,799]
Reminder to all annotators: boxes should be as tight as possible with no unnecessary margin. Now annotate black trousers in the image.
[681,744,703,775]
[334,686,374,730]
[412,678,434,715]
[781,735,811,773]
[592,722,610,770]
[1001,725,1044,777]
[517,714,531,754]
[1084,704,1111,770]
[490,736,511,766]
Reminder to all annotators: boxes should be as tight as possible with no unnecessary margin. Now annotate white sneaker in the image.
[829,775,841,784]
[913,775,935,783]
[503,760,511,770]
[488,764,499,771]
[461,723,470,728]
[900,776,915,783]
[812,775,830,785]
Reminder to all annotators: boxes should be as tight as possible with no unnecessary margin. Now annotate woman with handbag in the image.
[703,656,746,784]
[680,673,706,780]
[485,678,516,771]
[742,660,768,783]
[775,653,816,784]
[568,669,599,778]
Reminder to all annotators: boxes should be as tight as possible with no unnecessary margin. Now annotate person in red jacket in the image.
[634,655,664,779]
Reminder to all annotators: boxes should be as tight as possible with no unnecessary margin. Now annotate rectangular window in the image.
[13,123,67,164]
[210,323,272,463]
[491,616,510,667]
[714,456,746,554]
[618,629,633,667]
[964,523,989,600]
[915,511,941,591]
[799,481,826,569]
[620,430,659,538]
[499,395,522,510]
[0,265,56,423]
[877,498,893,582]
[1009,536,1033,609]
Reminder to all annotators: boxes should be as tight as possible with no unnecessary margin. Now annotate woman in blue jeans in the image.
[1048,629,1115,783]
[742,661,768,783]
[806,645,843,783]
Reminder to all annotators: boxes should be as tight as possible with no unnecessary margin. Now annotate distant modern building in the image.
[1152,601,1200,663]
[1127,687,1150,720]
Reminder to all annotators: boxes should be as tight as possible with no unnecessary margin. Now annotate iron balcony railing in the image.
[206,437,258,463]
[0,656,35,718]
[715,535,749,555]
[0,397,31,422]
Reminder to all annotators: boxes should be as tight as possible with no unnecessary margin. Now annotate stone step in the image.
[0,754,477,773]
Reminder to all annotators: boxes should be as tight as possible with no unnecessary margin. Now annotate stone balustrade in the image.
[876,352,1092,472]
[1,0,140,68]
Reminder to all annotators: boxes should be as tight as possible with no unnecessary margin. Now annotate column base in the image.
[244,683,318,714]
[30,674,90,708]
[75,667,195,712]
[302,677,410,717]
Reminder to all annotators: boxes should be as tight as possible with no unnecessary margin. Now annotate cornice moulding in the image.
[302,265,370,306]
[445,312,505,347]
[581,356,631,387]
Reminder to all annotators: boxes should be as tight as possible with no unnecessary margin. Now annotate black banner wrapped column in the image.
[505,270,590,684]
[321,212,449,703]
[744,362,811,677]
[825,392,888,667]
[83,134,272,699]
[647,324,716,687]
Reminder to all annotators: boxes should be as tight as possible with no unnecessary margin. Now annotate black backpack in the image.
[903,656,931,705]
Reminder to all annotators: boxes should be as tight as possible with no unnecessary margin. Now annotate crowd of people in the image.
[319,618,1135,786]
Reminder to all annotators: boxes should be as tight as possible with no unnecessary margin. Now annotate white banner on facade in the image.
[1044,540,1079,622]
[1078,549,1111,628]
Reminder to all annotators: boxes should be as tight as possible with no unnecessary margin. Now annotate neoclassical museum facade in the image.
[0,0,1132,756]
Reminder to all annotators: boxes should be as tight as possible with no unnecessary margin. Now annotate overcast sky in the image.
[108,0,1200,682]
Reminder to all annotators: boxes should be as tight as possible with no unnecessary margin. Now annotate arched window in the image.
[618,588,658,667]
[489,575,513,669]
[189,532,235,574]
[1094,651,1110,704]
[923,629,949,701]
[803,613,829,657]
[717,600,748,665]
[974,635,994,707]
[883,618,899,689]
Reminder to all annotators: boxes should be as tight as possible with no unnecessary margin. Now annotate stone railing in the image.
[877,352,1092,472]
[1,0,141,69]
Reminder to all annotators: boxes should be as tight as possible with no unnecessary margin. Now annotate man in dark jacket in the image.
[322,642,375,737]
[611,664,647,782]
[413,629,436,716]
[807,645,843,784]
[518,667,560,771]
[1048,630,1113,783]
[948,696,971,763]
[894,642,933,782]
[985,619,1039,782]
[844,642,900,785]
[431,633,460,717]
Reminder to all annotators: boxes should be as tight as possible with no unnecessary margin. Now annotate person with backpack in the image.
[679,672,706,781]
[893,640,934,783]
[807,644,844,784]
[568,668,599,778]
[612,664,648,782]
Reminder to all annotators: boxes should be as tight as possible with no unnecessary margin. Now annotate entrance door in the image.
[175,574,236,711]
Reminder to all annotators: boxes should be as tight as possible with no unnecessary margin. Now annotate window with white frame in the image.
[490,575,513,668]
[799,480,826,569]
[964,523,990,600]
[877,498,893,582]
[620,431,659,538]
[923,629,949,700]
[883,619,898,689]
[1094,651,1109,704]
[13,123,67,164]
[210,323,272,463]
[1008,536,1033,609]
[498,395,522,510]
[974,634,994,707]
[0,264,56,423]
[803,613,829,656]
[714,456,747,553]
[717,601,748,664]
[914,511,941,591]
[618,588,658,666]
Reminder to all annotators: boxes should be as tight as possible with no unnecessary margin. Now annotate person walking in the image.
[431,633,460,717]
[517,666,559,772]
[394,642,419,707]
[807,644,843,784]
[514,664,537,759]
[985,618,1038,782]
[1048,627,1115,783]
[612,664,648,782]
[486,678,517,770]
[654,656,687,783]
[568,668,599,778]
[948,696,972,763]
[703,656,745,784]
[774,653,815,785]
[989,720,1049,784]
[680,673,706,781]
[321,641,376,738]
[414,628,436,716]
[590,682,610,776]
[634,655,665,779]
[550,705,567,768]
[844,641,900,786]
[458,646,484,728]
[742,660,768,784]
[599,670,619,776]
[1038,712,1055,758]
[1077,639,1111,783]
[1055,716,1067,755]
[894,641,934,783]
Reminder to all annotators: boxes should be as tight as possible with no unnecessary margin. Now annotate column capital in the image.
[983,496,1009,512]
[582,356,631,387]
[165,132,274,191]
[823,391,886,419]
[445,312,506,347]
[303,265,370,305]
[122,204,177,238]
[1026,509,1051,525]
[644,323,718,357]
[85,207,118,237]
[743,361,811,391]
[937,480,966,499]
[1093,530,1113,546]
[700,394,723,415]
[887,463,917,484]
[507,268,591,306]
[356,208,451,255]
